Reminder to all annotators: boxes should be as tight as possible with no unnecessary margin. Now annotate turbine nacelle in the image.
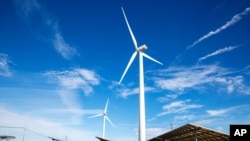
[136,44,148,52]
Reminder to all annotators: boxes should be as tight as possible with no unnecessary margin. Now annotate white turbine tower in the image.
[89,99,115,140]
[119,7,163,141]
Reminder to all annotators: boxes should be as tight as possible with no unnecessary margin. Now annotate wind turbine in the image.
[89,98,115,140]
[119,7,163,141]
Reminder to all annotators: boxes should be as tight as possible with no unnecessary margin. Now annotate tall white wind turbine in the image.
[119,7,163,141]
[89,98,115,139]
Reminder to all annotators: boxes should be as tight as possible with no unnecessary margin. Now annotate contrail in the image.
[198,45,238,62]
[187,7,250,49]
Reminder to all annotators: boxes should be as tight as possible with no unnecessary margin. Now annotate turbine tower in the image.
[119,7,163,141]
[89,98,115,140]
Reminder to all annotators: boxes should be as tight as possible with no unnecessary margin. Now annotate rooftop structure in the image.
[148,123,229,141]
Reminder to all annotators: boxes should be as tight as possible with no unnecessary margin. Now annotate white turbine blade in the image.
[121,7,138,49]
[88,113,103,118]
[104,98,109,113]
[142,52,163,65]
[105,116,115,127]
[119,51,137,84]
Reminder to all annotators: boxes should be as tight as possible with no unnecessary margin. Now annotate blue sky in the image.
[0,0,250,140]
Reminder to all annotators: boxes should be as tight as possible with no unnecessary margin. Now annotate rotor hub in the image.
[136,44,148,52]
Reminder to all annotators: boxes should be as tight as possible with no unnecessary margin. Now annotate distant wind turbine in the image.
[89,98,115,140]
[119,7,163,141]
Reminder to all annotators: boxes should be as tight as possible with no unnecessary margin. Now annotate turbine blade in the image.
[119,51,137,84]
[104,98,109,113]
[88,113,103,118]
[142,52,163,65]
[121,7,138,49]
[105,116,115,127]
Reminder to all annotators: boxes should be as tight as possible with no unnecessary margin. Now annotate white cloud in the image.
[153,65,220,91]
[44,68,100,96]
[216,76,250,94]
[0,53,12,77]
[198,45,238,62]
[157,93,179,102]
[206,109,231,116]
[187,105,250,132]
[245,65,250,74]
[153,64,250,95]
[53,32,78,60]
[206,105,246,116]
[116,86,156,98]
[43,68,101,113]
[187,7,250,49]
[13,0,78,59]
[157,99,203,117]
[117,87,139,98]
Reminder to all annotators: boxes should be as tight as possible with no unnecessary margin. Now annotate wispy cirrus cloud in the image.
[198,45,239,62]
[157,93,179,102]
[206,108,233,117]
[13,0,78,59]
[156,99,203,117]
[187,7,250,49]
[206,105,248,117]
[0,53,12,77]
[53,32,78,59]
[42,68,101,123]
[245,65,250,74]
[44,68,100,96]
[116,86,156,98]
[152,64,250,95]
[173,115,196,121]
